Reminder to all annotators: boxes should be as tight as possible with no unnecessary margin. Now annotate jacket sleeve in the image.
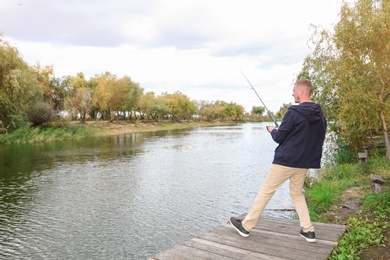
[270,109,294,144]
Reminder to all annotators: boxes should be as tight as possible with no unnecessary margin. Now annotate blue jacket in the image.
[270,102,327,169]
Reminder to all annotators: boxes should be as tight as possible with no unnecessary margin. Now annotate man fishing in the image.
[230,79,327,243]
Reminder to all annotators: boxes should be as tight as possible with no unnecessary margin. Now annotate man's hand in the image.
[267,125,276,133]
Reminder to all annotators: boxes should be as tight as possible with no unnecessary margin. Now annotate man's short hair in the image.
[295,79,312,95]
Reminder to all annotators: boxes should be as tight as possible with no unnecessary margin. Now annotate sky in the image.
[0,0,345,113]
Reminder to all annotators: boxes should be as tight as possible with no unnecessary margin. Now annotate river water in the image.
[0,122,295,259]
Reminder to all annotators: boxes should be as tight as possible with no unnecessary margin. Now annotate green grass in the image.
[331,215,385,259]
[363,192,390,218]
[0,123,95,143]
[307,179,355,216]
[305,157,390,259]
[305,163,363,219]
[330,190,389,259]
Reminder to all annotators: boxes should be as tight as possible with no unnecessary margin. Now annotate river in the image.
[0,122,295,259]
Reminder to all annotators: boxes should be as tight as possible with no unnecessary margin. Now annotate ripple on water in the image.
[0,123,301,259]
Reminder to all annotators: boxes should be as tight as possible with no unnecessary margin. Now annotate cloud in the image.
[0,0,344,112]
[1,0,157,46]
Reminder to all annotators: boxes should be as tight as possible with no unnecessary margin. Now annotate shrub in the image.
[28,102,56,126]
[333,139,359,165]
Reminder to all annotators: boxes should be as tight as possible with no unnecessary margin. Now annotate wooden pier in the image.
[149,215,346,260]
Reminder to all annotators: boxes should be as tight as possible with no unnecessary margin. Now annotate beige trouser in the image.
[242,164,314,233]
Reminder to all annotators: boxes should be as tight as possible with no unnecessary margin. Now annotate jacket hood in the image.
[290,102,324,124]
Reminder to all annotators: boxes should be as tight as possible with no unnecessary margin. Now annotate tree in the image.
[139,92,155,120]
[0,37,43,130]
[199,101,217,121]
[48,75,69,113]
[63,73,92,121]
[298,0,390,159]
[251,106,265,120]
[33,64,56,107]
[275,103,292,119]
[67,87,93,123]
[120,76,143,120]
[233,103,244,121]
[163,92,197,121]
[150,94,170,122]
[224,102,244,121]
[94,72,126,122]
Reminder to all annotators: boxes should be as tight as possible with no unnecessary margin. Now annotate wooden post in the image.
[370,174,385,194]
[358,147,368,169]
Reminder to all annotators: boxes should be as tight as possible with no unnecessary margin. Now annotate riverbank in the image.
[0,119,239,144]
[90,120,237,136]
[307,158,390,259]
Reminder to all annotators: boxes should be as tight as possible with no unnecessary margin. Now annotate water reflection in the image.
[0,123,293,259]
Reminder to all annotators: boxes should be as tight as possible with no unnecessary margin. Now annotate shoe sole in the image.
[300,233,316,243]
[229,220,249,238]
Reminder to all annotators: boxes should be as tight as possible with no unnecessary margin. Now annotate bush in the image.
[28,102,56,126]
[333,139,359,165]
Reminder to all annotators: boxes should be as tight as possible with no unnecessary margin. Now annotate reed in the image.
[0,123,95,144]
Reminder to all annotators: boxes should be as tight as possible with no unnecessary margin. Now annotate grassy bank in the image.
[0,120,237,144]
[305,157,390,259]
[0,124,94,143]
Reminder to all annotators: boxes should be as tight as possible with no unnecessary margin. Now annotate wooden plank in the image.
[188,238,285,260]
[246,214,345,231]
[248,216,346,242]
[149,216,346,260]
[190,238,287,260]
[198,231,301,259]
[149,243,234,260]
[199,225,334,259]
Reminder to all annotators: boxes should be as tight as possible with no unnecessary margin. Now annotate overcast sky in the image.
[0,0,344,113]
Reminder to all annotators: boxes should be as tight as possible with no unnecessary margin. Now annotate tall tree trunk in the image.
[378,80,390,160]
[80,111,86,124]
[109,108,115,122]
[380,109,390,160]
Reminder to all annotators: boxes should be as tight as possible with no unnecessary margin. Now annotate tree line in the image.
[3,1,388,161]
[0,37,251,132]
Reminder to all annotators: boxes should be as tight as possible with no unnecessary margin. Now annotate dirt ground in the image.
[321,185,389,259]
[360,228,390,260]
[321,186,364,224]
[89,120,231,136]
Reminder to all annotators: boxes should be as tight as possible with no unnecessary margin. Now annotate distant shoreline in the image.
[0,119,251,144]
[91,120,239,136]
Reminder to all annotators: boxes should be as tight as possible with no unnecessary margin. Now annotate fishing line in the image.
[239,69,279,127]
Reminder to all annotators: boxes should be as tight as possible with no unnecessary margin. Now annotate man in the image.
[230,79,327,243]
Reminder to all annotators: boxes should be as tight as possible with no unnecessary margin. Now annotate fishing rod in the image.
[239,69,279,128]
